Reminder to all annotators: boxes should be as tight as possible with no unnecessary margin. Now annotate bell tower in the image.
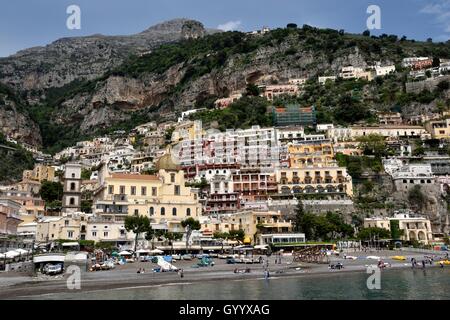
[62,163,82,213]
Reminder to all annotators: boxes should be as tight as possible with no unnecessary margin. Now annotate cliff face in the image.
[1,23,449,149]
[0,86,42,146]
[0,19,210,93]
[0,19,213,146]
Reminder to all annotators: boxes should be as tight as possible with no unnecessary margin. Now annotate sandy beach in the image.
[0,249,448,299]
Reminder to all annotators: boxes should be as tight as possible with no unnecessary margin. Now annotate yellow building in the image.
[94,169,201,233]
[171,120,204,143]
[229,211,293,244]
[287,140,335,168]
[36,212,89,243]
[425,118,450,139]
[275,166,354,197]
[23,164,55,182]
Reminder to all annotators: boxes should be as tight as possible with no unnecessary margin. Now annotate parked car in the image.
[242,258,254,264]
[45,264,63,275]
[218,254,228,259]
[172,254,182,260]
[226,258,237,264]
[209,253,219,258]
[182,254,193,261]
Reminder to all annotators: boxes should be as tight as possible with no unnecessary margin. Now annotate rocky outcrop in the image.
[0,95,41,146]
[0,19,215,93]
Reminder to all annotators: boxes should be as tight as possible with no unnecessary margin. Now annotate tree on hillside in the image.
[356,134,387,157]
[294,198,305,232]
[181,217,201,253]
[408,185,426,211]
[125,215,152,255]
[39,181,63,203]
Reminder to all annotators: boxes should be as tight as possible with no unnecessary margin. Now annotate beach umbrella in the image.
[150,249,164,254]
[119,250,132,256]
[136,249,150,254]
[5,251,20,259]
[111,251,119,257]
[0,253,5,259]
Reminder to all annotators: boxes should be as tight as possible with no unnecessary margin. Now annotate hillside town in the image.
[1,55,449,261]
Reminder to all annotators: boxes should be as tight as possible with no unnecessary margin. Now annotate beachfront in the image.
[0,249,448,299]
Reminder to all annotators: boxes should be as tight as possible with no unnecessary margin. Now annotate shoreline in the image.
[1,250,446,299]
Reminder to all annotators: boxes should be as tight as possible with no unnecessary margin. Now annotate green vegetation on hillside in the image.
[0,133,35,183]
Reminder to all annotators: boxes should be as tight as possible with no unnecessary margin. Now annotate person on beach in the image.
[180,269,184,278]
[422,260,426,269]
[440,261,444,268]
[137,268,141,274]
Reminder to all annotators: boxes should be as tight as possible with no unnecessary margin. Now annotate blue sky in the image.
[0,0,449,57]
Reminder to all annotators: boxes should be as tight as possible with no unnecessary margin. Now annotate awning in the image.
[254,245,269,250]
[15,249,29,254]
[62,242,80,247]
[5,251,20,258]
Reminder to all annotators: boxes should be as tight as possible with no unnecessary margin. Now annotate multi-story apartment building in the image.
[425,118,450,139]
[275,166,354,198]
[318,76,336,85]
[377,112,403,125]
[261,84,300,101]
[0,190,45,223]
[94,169,201,233]
[205,173,240,215]
[175,125,280,169]
[35,212,90,243]
[232,167,278,203]
[276,126,326,145]
[22,164,55,182]
[0,199,23,237]
[327,125,427,142]
[364,212,433,244]
[230,211,293,244]
[287,140,335,168]
[171,120,203,143]
[339,66,375,81]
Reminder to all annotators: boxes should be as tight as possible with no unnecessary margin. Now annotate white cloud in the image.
[420,0,450,37]
[217,20,242,31]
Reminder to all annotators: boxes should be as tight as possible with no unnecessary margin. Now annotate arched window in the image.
[149,207,154,216]
[186,208,191,216]
[161,207,165,216]
[69,197,75,205]
[70,182,76,191]
[172,208,177,216]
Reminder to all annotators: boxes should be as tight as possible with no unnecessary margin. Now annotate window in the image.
[152,187,157,196]
[186,208,191,216]
[70,182,76,191]
[134,209,139,216]
[141,186,147,196]
[70,197,75,205]
[104,232,109,237]
[175,185,180,195]
[161,207,165,216]
[172,208,177,216]
[131,186,136,195]
[170,173,176,183]
[149,207,154,216]
[67,231,74,238]
[108,186,114,194]
[92,231,97,237]
[120,185,125,194]
[72,173,75,178]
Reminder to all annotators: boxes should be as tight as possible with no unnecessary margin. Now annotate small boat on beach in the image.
[366,256,381,260]
[392,256,406,261]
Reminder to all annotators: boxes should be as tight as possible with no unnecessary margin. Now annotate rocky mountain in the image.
[0,83,41,146]
[1,22,450,153]
[0,19,213,94]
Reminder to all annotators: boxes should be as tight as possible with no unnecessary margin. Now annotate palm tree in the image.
[181,218,201,253]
